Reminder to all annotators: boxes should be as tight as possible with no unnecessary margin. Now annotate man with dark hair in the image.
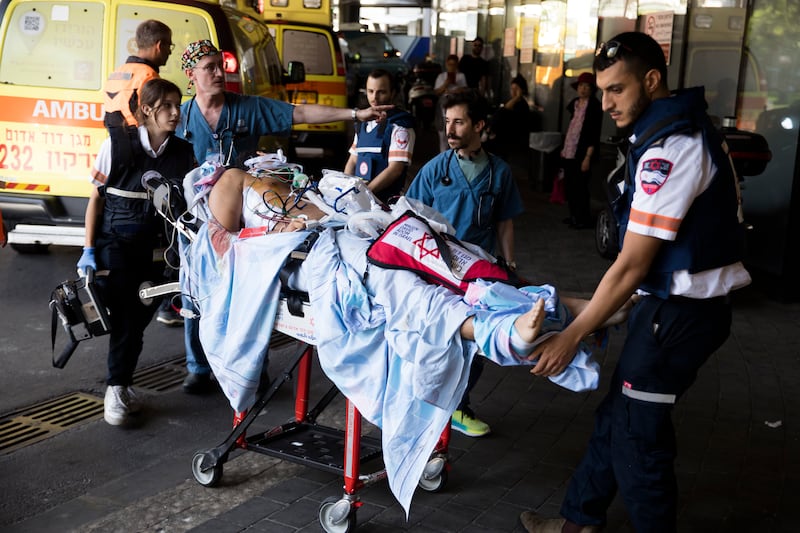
[344,69,415,203]
[519,32,751,533]
[459,37,489,97]
[103,19,173,131]
[407,89,524,437]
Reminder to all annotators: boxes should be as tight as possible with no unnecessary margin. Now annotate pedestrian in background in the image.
[459,37,490,98]
[344,69,415,203]
[80,79,196,426]
[406,90,524,438]
[520,32,751,532]
[560,72,602,229]
[484,74,532,161]
[434,54,467,152]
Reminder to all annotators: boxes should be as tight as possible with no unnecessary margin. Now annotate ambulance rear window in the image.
[282,29,333,76]
[0,2,104,90]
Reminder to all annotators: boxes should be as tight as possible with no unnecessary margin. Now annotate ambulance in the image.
[227,0,349,161]
[0,0,291,252]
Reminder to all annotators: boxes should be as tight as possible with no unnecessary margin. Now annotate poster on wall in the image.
[520,24,535,63]
[640,11,673,64]
[503,27,516,57]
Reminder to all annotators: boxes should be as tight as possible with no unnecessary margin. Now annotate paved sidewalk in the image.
[5,142,799,533]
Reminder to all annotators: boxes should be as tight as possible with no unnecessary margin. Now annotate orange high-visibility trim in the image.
[629,207,681,233]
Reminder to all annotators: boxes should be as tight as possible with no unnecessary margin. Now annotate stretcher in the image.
[140,164,454,532]
[188,297,452,533]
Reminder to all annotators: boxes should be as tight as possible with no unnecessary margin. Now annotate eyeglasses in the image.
[595,40,631,60]
[194,63,224,74]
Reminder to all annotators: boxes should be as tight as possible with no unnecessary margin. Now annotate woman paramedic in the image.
[78,78,196,427]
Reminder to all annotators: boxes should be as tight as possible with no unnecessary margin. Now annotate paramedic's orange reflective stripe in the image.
[0,181,51,192]
[629,207,681,233]
[286,80,347,95]
[0,95,103,128]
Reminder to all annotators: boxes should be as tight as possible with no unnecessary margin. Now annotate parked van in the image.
[0,0,289,251]
[267,19,348,159]
[224,1,349,160]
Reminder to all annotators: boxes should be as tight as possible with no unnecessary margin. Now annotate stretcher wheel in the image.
[418,455,448,492]
[319,496,357,533]
[191,451,222,487]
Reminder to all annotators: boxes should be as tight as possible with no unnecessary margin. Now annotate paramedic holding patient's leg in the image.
[518,32,752,533]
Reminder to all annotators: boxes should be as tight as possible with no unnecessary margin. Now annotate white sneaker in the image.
[125,386,142,414]
[104,385,130,426]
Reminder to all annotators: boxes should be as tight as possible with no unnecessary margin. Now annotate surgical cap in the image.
[181,39,219,71]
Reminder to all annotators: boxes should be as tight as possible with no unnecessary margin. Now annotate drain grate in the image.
[132,357,187,392]
[0,392,104,454]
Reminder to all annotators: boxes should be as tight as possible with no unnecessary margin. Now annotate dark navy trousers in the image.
[561,295,732,532]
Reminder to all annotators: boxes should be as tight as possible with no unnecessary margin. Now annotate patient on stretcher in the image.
[204,165,629,348]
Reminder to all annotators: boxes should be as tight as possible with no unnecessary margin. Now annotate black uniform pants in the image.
[560,295,731,532]
[96,234,163,386]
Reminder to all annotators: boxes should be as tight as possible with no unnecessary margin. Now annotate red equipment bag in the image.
[366,210,520,294]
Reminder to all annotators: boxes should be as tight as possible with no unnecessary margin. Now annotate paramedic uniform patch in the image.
[640,158,673,194]
[396,128,409,149]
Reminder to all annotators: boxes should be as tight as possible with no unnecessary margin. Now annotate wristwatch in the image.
[351,108,359,122]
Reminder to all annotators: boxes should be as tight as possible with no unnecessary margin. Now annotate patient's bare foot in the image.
[515,298,545,343]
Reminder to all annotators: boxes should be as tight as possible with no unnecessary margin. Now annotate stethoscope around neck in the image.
[182,96,248,166]
[441,148,496,229]
[441,148,494,188]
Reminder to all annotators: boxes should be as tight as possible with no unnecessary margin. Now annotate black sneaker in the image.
[182,372,217,394]
[157,306,184,327]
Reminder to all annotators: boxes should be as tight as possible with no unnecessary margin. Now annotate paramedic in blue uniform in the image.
[519,32,752,533]
[406,89,524,438]
[78,79,196,426]
[343,68,415,203]
[176,40,392,393]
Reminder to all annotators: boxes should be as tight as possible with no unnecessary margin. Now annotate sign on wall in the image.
[640,11,674,64]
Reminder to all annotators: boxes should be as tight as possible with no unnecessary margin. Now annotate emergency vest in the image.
[354,109,414,200]
[614,87,744,298]
[103,57,159,130]
[101,131,195,240]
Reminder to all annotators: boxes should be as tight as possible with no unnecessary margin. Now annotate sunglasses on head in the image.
[595,40,633,60]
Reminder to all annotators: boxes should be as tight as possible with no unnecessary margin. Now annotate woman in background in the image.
[561,72,602,229]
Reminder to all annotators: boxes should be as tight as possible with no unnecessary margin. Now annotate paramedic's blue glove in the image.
[77,246,96,277]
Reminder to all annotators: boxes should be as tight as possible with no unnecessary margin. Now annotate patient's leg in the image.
[561,295,638,328]
[459,298,545,343]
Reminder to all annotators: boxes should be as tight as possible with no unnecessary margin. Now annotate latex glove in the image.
[77,246,96,277]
